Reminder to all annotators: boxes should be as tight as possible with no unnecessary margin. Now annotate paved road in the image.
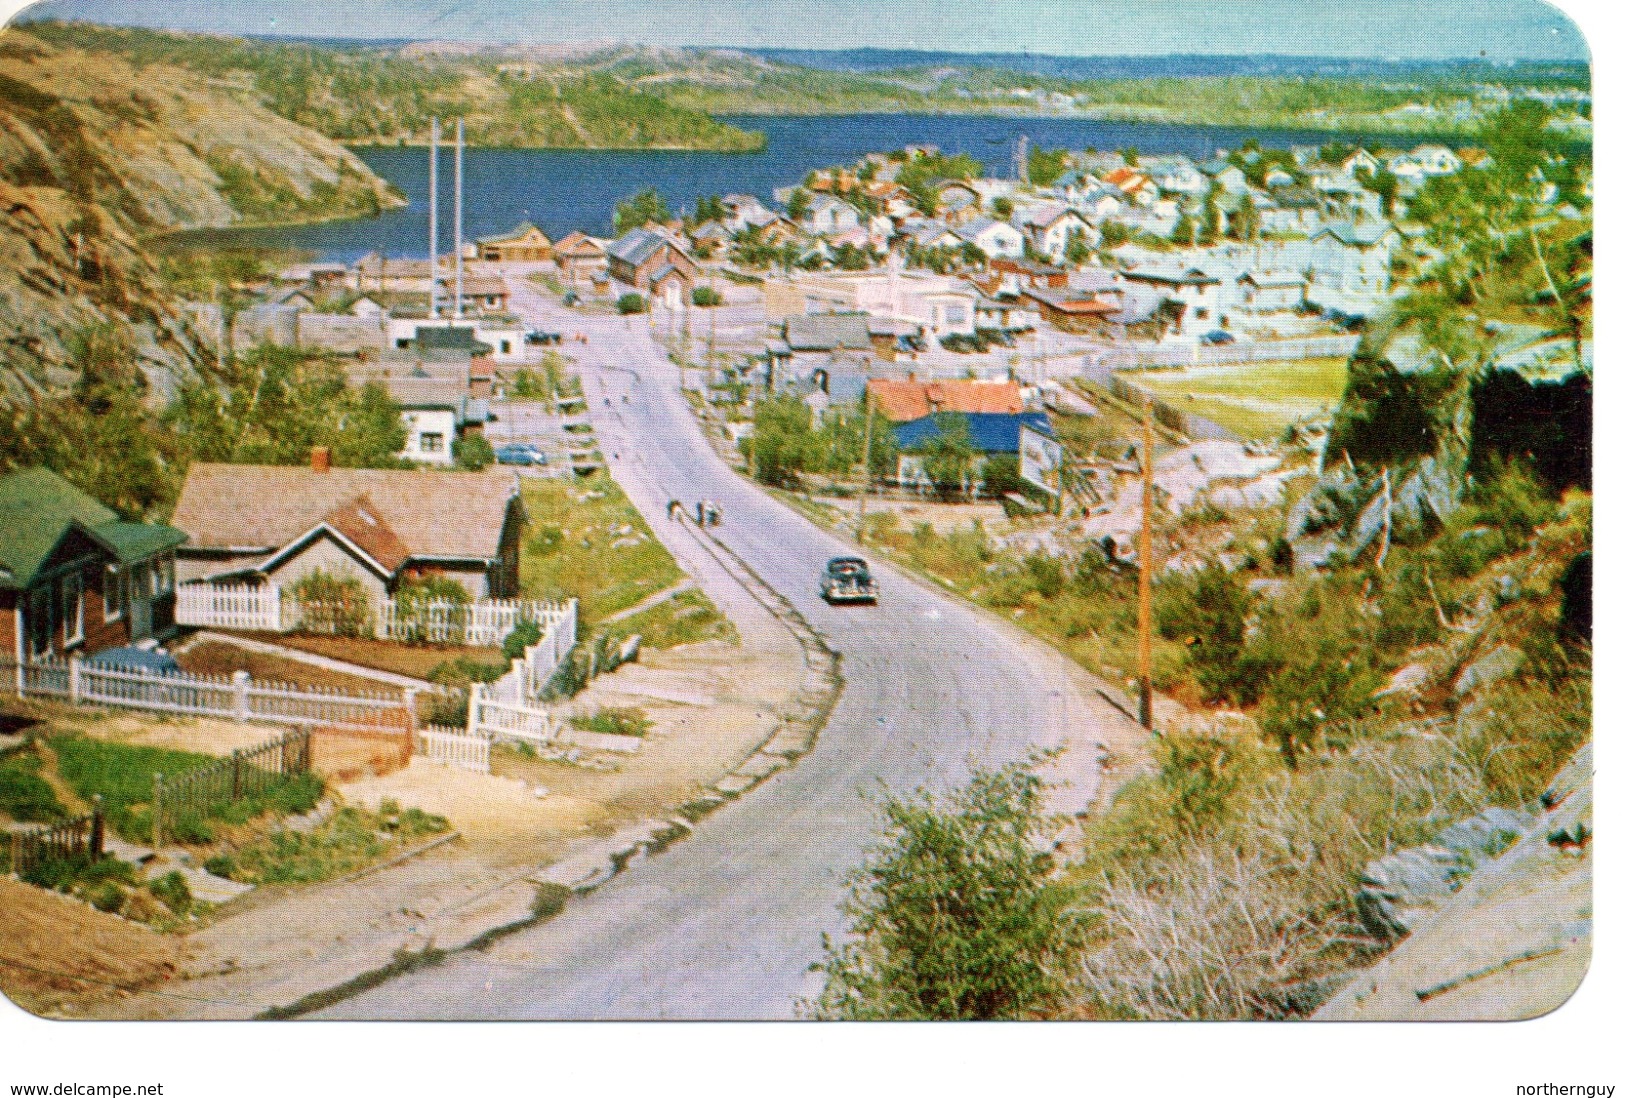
[321,290,1135,1020]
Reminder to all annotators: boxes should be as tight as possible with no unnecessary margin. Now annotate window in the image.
[61,572,84,647]
[421,432,445,453]
[105,566,124,622]
[500,340,512,354]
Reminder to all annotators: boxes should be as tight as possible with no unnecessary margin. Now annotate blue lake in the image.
[187,113,1420,262]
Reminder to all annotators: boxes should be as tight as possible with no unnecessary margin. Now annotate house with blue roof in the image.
[892,411,1054,494]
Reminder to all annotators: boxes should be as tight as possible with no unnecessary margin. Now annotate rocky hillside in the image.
[0,27,402,406]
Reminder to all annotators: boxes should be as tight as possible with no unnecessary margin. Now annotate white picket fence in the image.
[483,602,579,706]
[1,655,411,733]
[176,582,575,649]
[418,724,492,773]
[465,683,641,755]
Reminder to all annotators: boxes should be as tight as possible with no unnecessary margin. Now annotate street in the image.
[319,282,1137,1019]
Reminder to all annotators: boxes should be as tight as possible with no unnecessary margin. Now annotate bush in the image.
[691,285,723,307]
[290,569,373,638]
[393,574,471,644]
[617,293,647,315]
[568,706,652,738]
[452,433,495,471]
[806,759,1083,1020]
[149,870,193,915]
[502,617,543,661]
[1156,565,1276,707]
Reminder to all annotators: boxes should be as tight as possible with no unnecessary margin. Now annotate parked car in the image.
[525,331,563,345]
[495,443,548,466]
[1200,329,1236,345]
[820,556,879,605]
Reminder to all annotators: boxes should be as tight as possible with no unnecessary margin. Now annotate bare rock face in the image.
[0,28,403,408]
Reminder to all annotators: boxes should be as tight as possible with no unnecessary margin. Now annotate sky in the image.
[3,0,1594,60]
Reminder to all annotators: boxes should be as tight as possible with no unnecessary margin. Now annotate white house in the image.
[957,216,1026,261]
[1236,270,1308,313]
[1145,158,1208,196]
[1121,266,1223,333]
[1019,205,1094,262]
[1309,222,1399,296]
[1387,145,1464,184]
[801,195,864,237]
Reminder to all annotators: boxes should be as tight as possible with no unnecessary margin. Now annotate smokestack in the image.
[454,118,465,321]
[311,446,331,474]
[428,118,440,319]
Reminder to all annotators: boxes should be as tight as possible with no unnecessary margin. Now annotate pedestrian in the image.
[667,499,681,521]
[708,502,723,527]
[695,500,707,525]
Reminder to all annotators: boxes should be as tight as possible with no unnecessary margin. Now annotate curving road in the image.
[321,288,1134,1019]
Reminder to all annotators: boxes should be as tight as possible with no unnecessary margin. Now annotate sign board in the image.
[1019,423,1064,496]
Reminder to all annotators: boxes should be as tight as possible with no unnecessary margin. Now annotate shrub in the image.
[502,617,543,661]
[568,706,652,738]
[149,870,193,915]
[393,574,471,644]
[290,569,372,638]
[806,759,1083,1020]
[617,293,646,315]
[691,285,723,307]
[452,433,495,471]
[1156,565,1277,707]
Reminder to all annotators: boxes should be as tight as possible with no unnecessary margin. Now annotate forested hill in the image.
[18,22,767,151]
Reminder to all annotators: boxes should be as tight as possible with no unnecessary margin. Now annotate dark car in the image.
[820,556,879,605]
[495,443,548,466]
[1200,329,1236,345]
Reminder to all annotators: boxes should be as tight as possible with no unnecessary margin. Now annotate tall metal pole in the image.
[857,389,875,544]
[428,118,439,319]
[1138,401,1155,730]
[454,118,465,321]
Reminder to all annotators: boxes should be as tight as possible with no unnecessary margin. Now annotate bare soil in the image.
[251,633,503,680]
[0,877,187,1018]
[175,640,387,694]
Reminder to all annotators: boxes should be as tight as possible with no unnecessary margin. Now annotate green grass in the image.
[49,737,323,843]
[0,750,68,823]
[1131,358,1350,441]
[209,803,449,886]
[612,588,736,650]
[568,706,653,739]
[520,470,689,624]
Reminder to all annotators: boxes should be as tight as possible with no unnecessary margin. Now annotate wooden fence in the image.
[418,725,492,773]
[7,803,105,877]
[152,728,311,849]
[176,582,575,649]
[2,656,412,735]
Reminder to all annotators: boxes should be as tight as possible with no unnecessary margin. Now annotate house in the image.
[1120,266,1223,332]
[1020,285,1122,334]
[801,195,863,237]
[378,376,492,465]
[477,221,553,263]
[1310,221,1399,295]
[934,181,981,223]
[1200,161,1248,194]
[688,220,733,254]
[1260,185,1324,235]
[957,216,1025,261]
[0,468,187,661]
[1236,270,1308,313]
[1262,165,1297,189]
[171,454,525,601]
[553,232,610,285]
[986,256,1069,293]
[1144,158,1207,196]
[867,379,1026,422]
[902,219,966,253]
[454,276,511,315]
[606,228,698,292]
[349,293,385,319]
[720,194,774,233]
[973,294,1038,333]
[1101,168,1157,205]
[892,411,1055,491]
[271,285,316,310]
[1018,205,1093,262]
[1388,145,1463,181]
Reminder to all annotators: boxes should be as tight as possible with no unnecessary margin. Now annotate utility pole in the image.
[453,118,465,321]
[857,391,875,543]
[1137,400,1155,730]
[428,118,439,319]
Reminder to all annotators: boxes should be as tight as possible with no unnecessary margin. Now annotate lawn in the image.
[247,633,503,681]
[174,641,389,694]
[612,588,736,649]
[0,748,68,823]
[520,470,687,625]
[1129,357,1350,441]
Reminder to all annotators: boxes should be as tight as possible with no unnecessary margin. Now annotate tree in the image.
[1064,231,1091,266]
[330,380,409,469]
[1199,194,1222,246]
[691,285,724,307]
[787,187,812,222]
[991,196,1013,220]
[1026,144,1069,188]
[613,187,671,234]
[616,292,646,315]
[805,759,1083,1020]
[452,432,494,470]
[919,412,977,500]
[1230,191,1260,243]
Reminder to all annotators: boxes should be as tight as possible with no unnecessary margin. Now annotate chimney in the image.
[311,446,332,473]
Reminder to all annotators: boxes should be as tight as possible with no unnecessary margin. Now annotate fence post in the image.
[466,683,482,736]
[152,773,164,851]
[403,687,419,736]
[232,670,250,723]
[90,795,105,860]
[14,654,22,698]
[68,653,82,705]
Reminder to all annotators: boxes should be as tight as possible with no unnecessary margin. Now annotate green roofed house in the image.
[0,468,187,663]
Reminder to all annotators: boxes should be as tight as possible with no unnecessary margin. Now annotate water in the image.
[186,113,1420,262]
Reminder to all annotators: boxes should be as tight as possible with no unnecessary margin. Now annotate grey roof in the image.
[607,227,684,266]
[784,313,874,352]
[1317,221,1396,247]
